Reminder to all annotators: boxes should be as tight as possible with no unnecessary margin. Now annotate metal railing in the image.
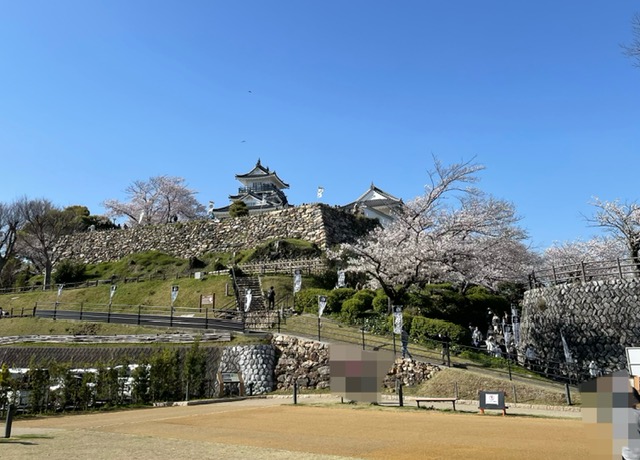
[22,301,245,331]
[258,313,592,388]
[529,257,640,288]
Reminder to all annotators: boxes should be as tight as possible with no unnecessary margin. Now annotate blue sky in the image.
[1,1,638,253]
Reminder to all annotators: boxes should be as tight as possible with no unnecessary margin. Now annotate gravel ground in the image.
[3,396,606,460]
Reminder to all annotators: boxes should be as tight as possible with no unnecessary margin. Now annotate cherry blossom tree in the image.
[586,197,640,273]
[542,237,626,268]
[342,158,533,302]
[624,13,640,67]
[103,176,206,226]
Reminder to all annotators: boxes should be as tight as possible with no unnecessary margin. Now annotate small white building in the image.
[342,183,404,227]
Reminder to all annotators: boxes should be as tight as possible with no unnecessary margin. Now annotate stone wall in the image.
[271,335,440,391]
[520,278,640,376]
[220,344,276,395]
[383,358,441,389]
[272,334,331,390]
[57,204,378,264]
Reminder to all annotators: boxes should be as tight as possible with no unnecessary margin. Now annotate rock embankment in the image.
[57,204,377,264]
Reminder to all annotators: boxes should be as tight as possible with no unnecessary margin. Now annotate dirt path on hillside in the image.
[4,397,611,460]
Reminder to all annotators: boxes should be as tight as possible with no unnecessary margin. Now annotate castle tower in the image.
[211,159,290,219]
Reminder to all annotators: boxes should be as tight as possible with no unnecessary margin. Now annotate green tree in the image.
[183,341,207,400]
[229,200,249,217]
[16,198,83,288]
[27,357,50,413]
[131,361,151,404]
[64,205,117,231]
[0,364,15,410]
[149,348,181,402]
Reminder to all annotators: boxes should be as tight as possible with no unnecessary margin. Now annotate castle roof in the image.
[235,159,289,189]
[341,183,404,226]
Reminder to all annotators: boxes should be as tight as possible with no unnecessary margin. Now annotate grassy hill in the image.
[0,251,580,408]
[1,271,304,315]
[406,366,580,406]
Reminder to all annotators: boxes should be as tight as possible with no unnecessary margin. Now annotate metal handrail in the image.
[529,257,640,288]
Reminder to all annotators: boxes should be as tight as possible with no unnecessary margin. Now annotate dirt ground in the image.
[3,397,611,460]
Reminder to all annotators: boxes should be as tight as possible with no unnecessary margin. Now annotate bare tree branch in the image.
[623,13,640,68]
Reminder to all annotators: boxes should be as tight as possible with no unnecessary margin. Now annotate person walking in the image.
[472,326,483,348]
[401,328,412,359]
[440,333,451,366]
[267,286,276,309]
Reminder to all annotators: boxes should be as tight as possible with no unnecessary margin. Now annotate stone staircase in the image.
[234,275,266,311]
[232,274,281,330]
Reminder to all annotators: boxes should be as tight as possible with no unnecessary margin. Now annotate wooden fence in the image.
[237,257,327,275]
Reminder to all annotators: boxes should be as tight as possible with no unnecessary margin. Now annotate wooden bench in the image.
[415,397,458,411]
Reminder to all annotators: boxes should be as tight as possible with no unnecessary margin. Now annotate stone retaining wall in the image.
[272,334,331,390]
[220,345,276,395]
[520,278,640,375]
[57,204,377,264]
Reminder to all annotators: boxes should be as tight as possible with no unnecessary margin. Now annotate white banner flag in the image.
[511,306,520,344]
[337,270,345,288]
[245,289,252,312]
[393,306,403,334]
[171,285,179,305]
[317,186,324,198]
[561,332,574,364]
[110,284,117,301]
[293,269,302,293]
[318,295,327,317]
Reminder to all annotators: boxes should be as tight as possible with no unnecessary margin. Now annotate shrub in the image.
[294,288,331,314]
[372,290,389,315]
[327,288,356,314]
[340,290,375,324]
[53,260,86,284]
[409,316,469,345]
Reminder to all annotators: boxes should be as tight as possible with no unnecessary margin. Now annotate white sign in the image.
[201,294,214,305]
[485,393,499,405]
[337,270,346,288]
[627,347,640,376]
[318,295,327,317]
